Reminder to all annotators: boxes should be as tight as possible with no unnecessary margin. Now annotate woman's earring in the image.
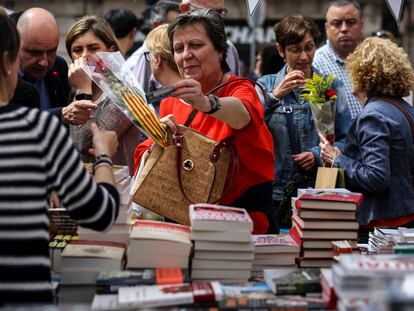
[7,70,11,75]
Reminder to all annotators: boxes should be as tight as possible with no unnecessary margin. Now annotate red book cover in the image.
[299,192,363,206]
[289,225,302,246]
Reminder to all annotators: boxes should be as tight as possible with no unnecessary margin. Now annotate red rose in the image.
[326,89,336,98]
[52,71,59,77]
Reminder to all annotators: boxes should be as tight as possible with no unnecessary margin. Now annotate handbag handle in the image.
[173,132,239,204]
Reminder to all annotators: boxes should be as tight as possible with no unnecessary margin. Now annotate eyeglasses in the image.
[286,44,316,56]
[187,3,227,17]
[144,51,151,62]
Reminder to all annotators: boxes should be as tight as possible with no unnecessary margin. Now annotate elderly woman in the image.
[257,15,352,227]
[320,37,414,230]
[134,9,277,233]
[0,11,119,303]
[67,16,145,173]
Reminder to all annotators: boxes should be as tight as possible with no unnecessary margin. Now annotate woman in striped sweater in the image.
[0,11,120,304]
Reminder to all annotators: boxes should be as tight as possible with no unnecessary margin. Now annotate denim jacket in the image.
[334,97,414,226]
[257,65,352,201]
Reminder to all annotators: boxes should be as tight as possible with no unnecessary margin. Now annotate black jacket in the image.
[11,56,70,118]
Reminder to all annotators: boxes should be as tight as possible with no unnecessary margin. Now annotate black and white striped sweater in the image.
[0,105,119,304]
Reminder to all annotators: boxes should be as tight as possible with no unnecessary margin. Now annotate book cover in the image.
[339,254,414,272]
[264,268,321,295]
[49,208,78,236]
[96,268,190,294]
[117,281,222,309]
[291,214,359,230]
[130,220,191,245]
[297,190,363,211]
[62,240,126,260]
[253,234,300,253]
[189,204,253,232]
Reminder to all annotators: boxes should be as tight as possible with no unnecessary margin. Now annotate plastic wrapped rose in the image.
[301,73,337,145]
[80,51,168,147]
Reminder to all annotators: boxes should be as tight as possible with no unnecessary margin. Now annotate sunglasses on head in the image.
[187,4,227,17]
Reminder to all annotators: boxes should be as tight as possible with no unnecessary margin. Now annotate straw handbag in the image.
[133,121,237,225]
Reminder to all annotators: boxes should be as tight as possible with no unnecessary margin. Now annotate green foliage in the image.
[300,73,336,103]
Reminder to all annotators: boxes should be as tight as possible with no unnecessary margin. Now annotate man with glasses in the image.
[179,0,240,76]
[313,0,364,119]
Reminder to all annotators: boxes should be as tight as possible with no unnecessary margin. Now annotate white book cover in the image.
[339,254,414,273]
[61,240,125,260]
[92,294,119,311]
[189,204,253,232]
[130,220,191,245]
[254,234,300,253]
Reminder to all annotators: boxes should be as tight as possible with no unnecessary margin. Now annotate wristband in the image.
[93,154,113,175]
[205,94,221,115]
[75,93,93,101]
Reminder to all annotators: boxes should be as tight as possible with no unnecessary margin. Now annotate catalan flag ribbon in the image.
[80,51,168,147]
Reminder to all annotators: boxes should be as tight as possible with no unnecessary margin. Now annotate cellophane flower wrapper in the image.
[301,73,337,145]
[80,51,168,147]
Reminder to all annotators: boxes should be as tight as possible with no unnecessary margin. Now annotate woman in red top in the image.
[134,9,277,233]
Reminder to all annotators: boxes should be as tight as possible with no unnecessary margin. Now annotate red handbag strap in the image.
[173,132,239,204]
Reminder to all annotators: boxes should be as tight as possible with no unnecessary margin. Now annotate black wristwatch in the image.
[205,94,221,115]
[75,93,93,101]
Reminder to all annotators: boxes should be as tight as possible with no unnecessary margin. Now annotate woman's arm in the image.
[170,79,250,129]
[330,113,391,192]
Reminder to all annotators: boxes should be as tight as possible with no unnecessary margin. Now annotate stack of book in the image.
[78,164,132,245]
[333,254,414,303]
[60,240,126,285]
[252,234,300,276]
[368,228,400,254]
[49,234,79,273]
[290,189,362,268]
[189,204,254,283]
[127,220,192,269]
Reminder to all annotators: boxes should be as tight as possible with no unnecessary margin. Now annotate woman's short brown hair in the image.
[274,15,321,50]
[65,15,119,59]
[347,37,414,97]
[146,24,178,72]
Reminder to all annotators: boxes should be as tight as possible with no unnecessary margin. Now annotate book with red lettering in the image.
[339,254,414,273]
[296,189,363,211]
[254,234,300,253]
[117,281,222,309]
[189,204,253,232]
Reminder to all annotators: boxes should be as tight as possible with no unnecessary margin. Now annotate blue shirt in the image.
[19,71,52,110]
[313,41,362,119]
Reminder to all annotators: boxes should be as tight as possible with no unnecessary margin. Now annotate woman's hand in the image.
[170,79,211,113]
[89,123,119,157]
[160,114,178,133]
[319,133,341,166]
[272,70,306,99]
[293,151,315,172]
[68,57,92,94]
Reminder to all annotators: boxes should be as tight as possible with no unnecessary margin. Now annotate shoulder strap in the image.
[184,77,266,127]
[376,97,414,139]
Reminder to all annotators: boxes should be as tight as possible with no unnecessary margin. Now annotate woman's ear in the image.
[109,45,116,52]
[1,51,12,76]
[276,43,285,60]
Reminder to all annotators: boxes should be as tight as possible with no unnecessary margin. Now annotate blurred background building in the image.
[2,0,413,77]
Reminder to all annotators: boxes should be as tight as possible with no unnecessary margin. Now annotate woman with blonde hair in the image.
[320,37,414,232]
[67,15,145,173]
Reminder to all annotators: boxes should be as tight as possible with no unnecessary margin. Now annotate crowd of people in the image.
[0,0,414,304]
